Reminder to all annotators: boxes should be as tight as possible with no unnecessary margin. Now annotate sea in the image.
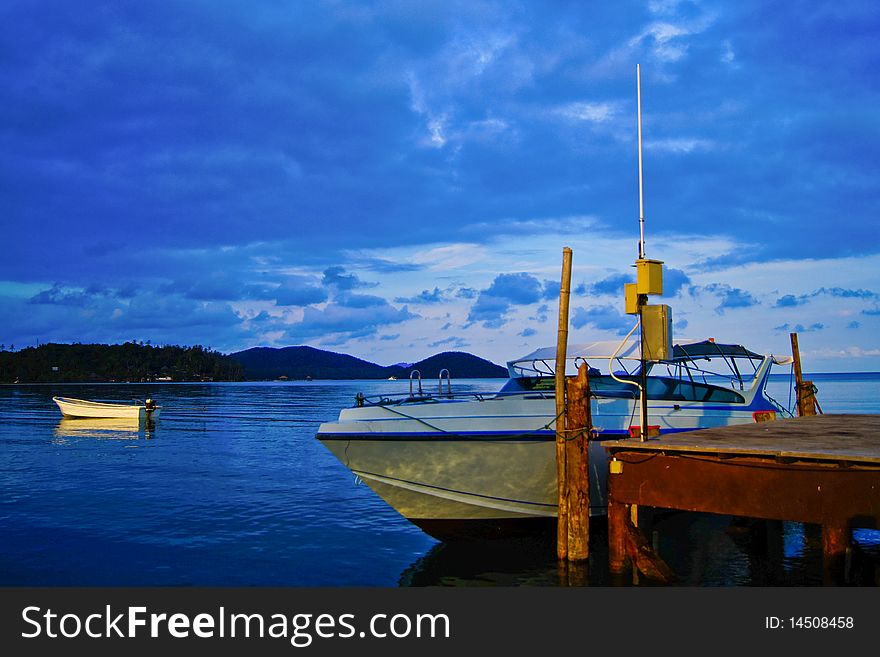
[1,373,878,587]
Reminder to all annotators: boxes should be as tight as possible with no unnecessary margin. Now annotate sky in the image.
[1,0,879,372]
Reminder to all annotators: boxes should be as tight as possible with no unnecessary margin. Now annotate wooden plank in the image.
[607,451,880,527]
[604,414,880,464]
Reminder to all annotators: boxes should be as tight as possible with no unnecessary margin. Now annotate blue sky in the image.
[2,0,879,371]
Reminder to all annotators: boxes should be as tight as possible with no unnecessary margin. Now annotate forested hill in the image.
[0,343,244,383]
[229,346,508,380]
[0,343,508,383]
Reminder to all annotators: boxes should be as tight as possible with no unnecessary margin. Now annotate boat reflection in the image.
[53,417,156,441]
[398,529,611,586]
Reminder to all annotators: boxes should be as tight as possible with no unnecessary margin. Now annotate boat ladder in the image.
[438,368,452,397]
[409,370,423,398]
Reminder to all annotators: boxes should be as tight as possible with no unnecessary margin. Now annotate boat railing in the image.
[409,370,423,398]
[438,369,452,397]
[354,388,635,407]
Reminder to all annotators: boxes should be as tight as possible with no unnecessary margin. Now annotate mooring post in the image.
[555,247,573,561]
[790,332,818,416]
[565,363,591,561]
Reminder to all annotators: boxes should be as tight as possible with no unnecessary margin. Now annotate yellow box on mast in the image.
[636,258,663,295]
[640,304,673,361]
[624,283,639,315]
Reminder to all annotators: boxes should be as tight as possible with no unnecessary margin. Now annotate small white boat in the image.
[53,396,160,420]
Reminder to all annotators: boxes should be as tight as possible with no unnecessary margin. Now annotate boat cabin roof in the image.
[509,338,763,366]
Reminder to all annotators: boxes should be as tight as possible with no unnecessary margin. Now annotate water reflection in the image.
[399,514,880,586]
[54,417,156,441]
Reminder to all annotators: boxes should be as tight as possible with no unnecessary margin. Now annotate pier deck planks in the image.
[603,414,880,583]
[603,414,880,464]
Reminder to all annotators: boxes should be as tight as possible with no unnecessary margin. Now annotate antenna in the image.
[637,63,645,259]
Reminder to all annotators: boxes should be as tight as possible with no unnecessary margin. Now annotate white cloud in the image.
[555,101,618,123]
[645,137,715,153]
[721,39,737,65]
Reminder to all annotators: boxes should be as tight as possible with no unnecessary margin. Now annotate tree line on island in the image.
[0,343,508,383]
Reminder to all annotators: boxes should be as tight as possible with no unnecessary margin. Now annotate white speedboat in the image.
[53,396,160,420]
[316,339,791,539]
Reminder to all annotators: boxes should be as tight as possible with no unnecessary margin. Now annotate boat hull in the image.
[317,394,765,539]
[53,397,159,420]
[320,433,610,538]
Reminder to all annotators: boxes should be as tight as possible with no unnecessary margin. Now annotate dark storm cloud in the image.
[2,1,878,353]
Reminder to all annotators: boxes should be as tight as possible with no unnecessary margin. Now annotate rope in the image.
[797,381,824,415]
[373,402,570,440]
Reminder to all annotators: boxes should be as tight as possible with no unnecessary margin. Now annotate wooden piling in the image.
[608,497,630,574]
[565,363,592,561]
[555,247,573,561]
[822,524,850,586]
[790,332,819,416]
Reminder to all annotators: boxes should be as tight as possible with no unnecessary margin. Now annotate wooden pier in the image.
[605,414,880,584]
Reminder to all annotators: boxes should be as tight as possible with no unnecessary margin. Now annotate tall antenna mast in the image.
[637,63,645,259]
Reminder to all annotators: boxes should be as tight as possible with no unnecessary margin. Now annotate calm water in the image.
[1,375,878,586]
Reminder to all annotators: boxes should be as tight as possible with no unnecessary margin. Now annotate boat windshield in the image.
[498,373,747,403]
[502,339,772,403]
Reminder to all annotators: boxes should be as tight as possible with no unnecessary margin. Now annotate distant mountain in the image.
[229,346,508,380]
[395,352,507,379]
[229,346,388,380]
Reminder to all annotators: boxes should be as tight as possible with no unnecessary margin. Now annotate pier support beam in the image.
[822,524,851,586]
[608,498,630,575]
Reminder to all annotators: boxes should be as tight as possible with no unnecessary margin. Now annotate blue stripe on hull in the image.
[316,428,698,442]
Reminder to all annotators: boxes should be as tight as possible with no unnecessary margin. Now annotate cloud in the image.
[570,305,634,335]
[699,284,759,314]
[394,287,445,304]
[467,294,511,328]
[273,279,328,307]
[775,294,803,308]
[1,1,878,368]
[530,304,550,323]
[661,268,692,296]
[483,273,544,304]
[776,287,878,308]
[773,322,826,333]
[322,266,374,291]
[519,327,537,337]
[585,273,631,297]
[580,267,689,298]
[467,272,546,327]
[554,101,618,123]
[644,138,715,153]
[542,279,561,300]
[29,284,93,307]
[10,288,248,351]
[284,299,417,342]
[428,336,470,349]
